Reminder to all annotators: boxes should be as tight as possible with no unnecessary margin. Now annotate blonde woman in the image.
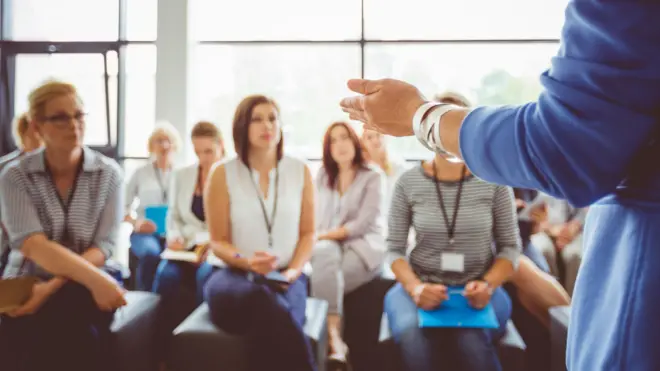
[361,129,406,215]
[124,122,181,290]
[0,80,126,371]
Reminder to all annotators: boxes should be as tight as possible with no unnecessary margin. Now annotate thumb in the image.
[465,282,477,292]
[347,79,380,95]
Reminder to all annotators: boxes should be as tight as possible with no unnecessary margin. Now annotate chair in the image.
[378,314,527,371]
[549,306,570,371]
[111,291,161,371]
[167,298,329,371]
[343,276,396,371]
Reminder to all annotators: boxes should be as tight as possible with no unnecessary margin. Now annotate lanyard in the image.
[152,162,169,203]
[45,158,84,246]
[432,162,467,246]
[248,167,280,248]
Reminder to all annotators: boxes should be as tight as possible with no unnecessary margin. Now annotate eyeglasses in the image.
[43,112,87,127]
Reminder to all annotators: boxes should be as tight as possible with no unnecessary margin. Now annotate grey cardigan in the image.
[315,166,386,271]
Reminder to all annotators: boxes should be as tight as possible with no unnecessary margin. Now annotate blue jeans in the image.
[129,233,164,291]
[152,260,214,305]
[523,242,550,273]
[204,268,316,371]
[384,283,511,371]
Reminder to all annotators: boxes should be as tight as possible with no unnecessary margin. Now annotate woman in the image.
[312,122,385,369]
[0,80,126,371]
[384,153,521,371]
[153,121,224,313]
[0,113,43,276]
[124,123,180,291]
[203,95,316,371]
[340,2,659,366]
[361,128,406,213]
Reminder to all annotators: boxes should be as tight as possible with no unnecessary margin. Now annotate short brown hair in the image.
[191,121,225,157]
[322,122,366,188]
[232,95,283,166]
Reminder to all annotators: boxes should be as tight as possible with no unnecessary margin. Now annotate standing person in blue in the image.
[340,1,660,369]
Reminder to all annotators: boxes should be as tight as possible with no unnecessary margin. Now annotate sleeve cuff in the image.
[496,248,521,270]
[385,250,407,268]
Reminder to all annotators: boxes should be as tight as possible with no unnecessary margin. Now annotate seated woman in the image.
[153,121,225,306]
[0,80,126,371]
[124,123,180,291]
[385,151,521,371]
[1,112,43,276]
[312,122,385,368]
[203,95,317,371]
[361,128,407,214]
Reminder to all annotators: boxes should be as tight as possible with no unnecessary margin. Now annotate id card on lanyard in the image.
[153,163,169,204]
[248,166,280,249]
[432,162,467,273]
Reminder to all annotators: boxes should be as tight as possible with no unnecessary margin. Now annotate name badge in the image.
[441,252,465,273]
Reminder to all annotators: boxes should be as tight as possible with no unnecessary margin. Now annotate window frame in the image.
[0,0,156,162]
[193,0,561,161]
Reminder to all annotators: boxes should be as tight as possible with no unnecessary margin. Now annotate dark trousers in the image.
[203,268,316,371]
[0,282,115,371]
[384,283,511,371]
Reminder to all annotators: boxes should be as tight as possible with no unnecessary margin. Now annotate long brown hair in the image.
[232,95,283,166]
[322,122,366,188]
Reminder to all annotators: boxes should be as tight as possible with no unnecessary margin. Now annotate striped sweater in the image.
[386,165,521,286]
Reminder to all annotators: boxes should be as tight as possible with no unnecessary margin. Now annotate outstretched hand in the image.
[340,78,426,137]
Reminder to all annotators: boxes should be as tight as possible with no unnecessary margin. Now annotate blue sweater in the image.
[459,1,660,370]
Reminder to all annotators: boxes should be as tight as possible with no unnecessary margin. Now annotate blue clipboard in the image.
[418,287,499,329]
[144,205,168,237]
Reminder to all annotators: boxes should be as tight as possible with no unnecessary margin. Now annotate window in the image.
[126,0,158,41]
[10,0,119,41]
[1,0,158,160]
[365,43,556,158]
[190,0,361,41]
[14,52,117,146]
[364,0,568,40]
[189,44,361,159]
[120,45,158,157]
[189,0,564,161]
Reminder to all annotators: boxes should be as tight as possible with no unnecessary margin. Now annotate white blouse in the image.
[224,155,306,268]
[124,162,171,219]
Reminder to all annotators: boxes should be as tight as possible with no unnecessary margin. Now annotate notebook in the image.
[417,287,499,329]
[144,205,168,236]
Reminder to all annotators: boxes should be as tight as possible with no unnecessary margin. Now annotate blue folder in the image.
[144,205,168,237]
[417,287,499,329]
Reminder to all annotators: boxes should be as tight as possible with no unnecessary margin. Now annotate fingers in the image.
[464,281,478,293]
[339,96,365,111]
[346,79,381,95]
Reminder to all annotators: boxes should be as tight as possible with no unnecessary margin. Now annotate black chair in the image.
[343,276,396,371]
[549,306,570,371]
[111,291,161,371]
[378,314,527,371]
[167,298,329,371]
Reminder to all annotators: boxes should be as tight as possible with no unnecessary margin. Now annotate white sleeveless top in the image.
[224,155,306,268]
